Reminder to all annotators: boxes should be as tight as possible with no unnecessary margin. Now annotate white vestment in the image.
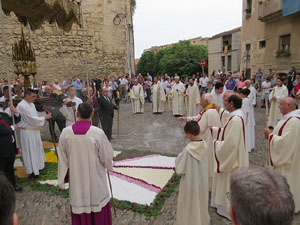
[242,97,255,152]
[211,109,249,219]
[59,96,83,127]
[58,125,114,214]
[268,85,288,128]
[17,100,46,175]
[268,110,300,212]
[248,86,257,106]
[171,82,185,116]
[186,84,200,116]
[130,84,144,113]
[152,81,166,113]
[210,86,226,108]
[188,107,221,190]
[218,108,229,128]
[175,141,210,225]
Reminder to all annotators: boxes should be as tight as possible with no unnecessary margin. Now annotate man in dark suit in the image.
[0,106,22,192]
[97,87,119,140]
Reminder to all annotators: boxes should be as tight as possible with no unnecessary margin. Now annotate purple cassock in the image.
[70,120,112,225]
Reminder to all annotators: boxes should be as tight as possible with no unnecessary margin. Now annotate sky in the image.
[133,0,243,58]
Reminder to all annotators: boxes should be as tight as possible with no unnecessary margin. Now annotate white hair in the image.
[174,76,180,80]
[203,93,214,104]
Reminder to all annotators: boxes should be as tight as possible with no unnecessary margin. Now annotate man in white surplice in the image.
[130,79,144,113]
[171,76,185,116]
[152,77,166,114]
[17,89,52,176]
[210,93,249,219]
[211,82,226,108]
[268,78,288,128]
[264,97,300,213]
[175,121,210,225]
[241,88,255,152]
[179,93,221,190]
[58,102,114,224]
[60,85,82,127]
[185,78,200,117]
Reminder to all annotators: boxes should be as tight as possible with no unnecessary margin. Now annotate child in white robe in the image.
[175,121,210,225]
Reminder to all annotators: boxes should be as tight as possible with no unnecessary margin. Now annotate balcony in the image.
[258,0,283,22]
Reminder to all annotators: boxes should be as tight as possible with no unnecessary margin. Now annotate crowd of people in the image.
[0,66,300,225]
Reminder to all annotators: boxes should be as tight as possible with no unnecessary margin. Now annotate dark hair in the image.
[215,82,224,90]
[77,102,93,119]
[228,94,242,109]
[24,88,36,97]
[2,86,8,92]
[184,121,200,136]
[240,88,250,96]
[0,173,15,225]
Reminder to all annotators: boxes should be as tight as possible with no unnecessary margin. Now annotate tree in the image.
[159,41,208,76]
[136,51,156,76]
[132,0,136,15]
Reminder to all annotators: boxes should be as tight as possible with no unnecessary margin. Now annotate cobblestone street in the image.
[16,100,300,225]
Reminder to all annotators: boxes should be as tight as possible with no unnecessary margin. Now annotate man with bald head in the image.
[210,92,249,219]
[264,97,300,213]
[97,87,119,140]
[179,93,221,189]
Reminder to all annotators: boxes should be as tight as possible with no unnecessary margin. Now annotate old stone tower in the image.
[0,0,135,81]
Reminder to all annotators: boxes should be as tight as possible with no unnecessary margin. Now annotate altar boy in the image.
[175,121,210,225]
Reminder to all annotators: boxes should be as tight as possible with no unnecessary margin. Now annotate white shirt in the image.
[262,81,272,93]
[119,78,127,85]
[200,77,209,87]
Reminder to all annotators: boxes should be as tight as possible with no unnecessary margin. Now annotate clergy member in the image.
[58,102,114,225]
[179,93,221,189]
[60,85,83,127]
[240,89,255,152]
[171,76,185,116]
[186,78,200,116]
[17,89,52,176]
[268,78,288,129]
[130,79,145,114]
[211,82,225,108]
[210,93,248,219]
[264,97,300,213]
[152,76,166,114]
[244,80,256,107]
[175,121,210,225]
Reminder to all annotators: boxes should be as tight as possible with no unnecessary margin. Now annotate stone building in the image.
[208,27,241,76]
[143,36,209,53]
[0,0,135,82]
[241,0,300,78]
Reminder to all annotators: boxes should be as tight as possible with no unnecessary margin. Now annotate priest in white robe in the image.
[58,102,114,225]
[211,82,226,108]
[175,121,210,225]
[241,89,255,152]
[218,107,229,128]
[171,76,185,116]
[152,77,166,114]
[130,79,144,113]
[268,78,288,128]
[17,89,52,176]
[264,97,300,213]
[244,80,256,107]
[186,79,200,116]
[60,85,83,127]
[179,93,221,190]
[210,93,248,219]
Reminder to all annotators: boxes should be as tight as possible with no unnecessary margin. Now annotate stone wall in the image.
[0,0,135,82]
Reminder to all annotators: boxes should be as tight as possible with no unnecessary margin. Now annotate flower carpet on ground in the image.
[16,142,180,217]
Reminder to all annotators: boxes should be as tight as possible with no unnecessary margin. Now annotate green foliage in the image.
[136,51,156,76]
[132,0,136,15]
[137,41,208,77]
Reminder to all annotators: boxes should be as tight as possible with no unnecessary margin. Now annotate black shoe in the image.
[268,126,274,130]
[14,186,23,192]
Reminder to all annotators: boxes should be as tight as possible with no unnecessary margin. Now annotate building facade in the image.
[241,0,300,78]
[0,0,135,82]
[208,27,241,76]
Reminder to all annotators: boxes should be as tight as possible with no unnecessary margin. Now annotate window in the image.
[246,44,251,59]
[221,56,225,67]
[246,68,251,79]
[279,34,290,51]
[259,40,266,49]
[223,35,232,52]
[227,55,232,71]
[246,0,252,19]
